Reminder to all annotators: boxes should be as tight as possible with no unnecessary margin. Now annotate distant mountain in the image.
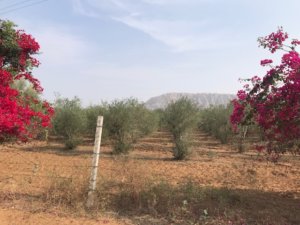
[144,93,236,110]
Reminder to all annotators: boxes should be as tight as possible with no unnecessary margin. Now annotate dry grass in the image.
[0,131,299,224]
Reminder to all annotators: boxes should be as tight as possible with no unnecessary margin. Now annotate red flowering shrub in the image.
[0,20,54,142]
[231,27,300,158]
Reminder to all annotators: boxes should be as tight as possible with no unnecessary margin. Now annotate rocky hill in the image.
[145,93,235,110]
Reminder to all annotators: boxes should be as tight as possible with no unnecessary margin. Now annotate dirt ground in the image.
[0,208,131,225]
[0,131,299,224]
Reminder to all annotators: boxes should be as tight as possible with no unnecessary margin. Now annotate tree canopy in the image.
[0,20,54,142]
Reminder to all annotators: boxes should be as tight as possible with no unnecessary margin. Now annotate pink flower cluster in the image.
[231,28,300,157]
[291,39,300,46]
[260,59,273,66]
[258,27,288,53]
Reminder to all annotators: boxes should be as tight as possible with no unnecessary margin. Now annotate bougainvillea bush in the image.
[0,20,54,142]
[231,27,300,159]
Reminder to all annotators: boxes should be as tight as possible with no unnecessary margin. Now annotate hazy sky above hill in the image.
[2,0,300,104]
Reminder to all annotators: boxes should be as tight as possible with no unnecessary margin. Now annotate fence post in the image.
[86,116,103,208]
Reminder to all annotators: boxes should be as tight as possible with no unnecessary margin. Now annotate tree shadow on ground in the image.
[20,144,93,157]
[110,182,300,225]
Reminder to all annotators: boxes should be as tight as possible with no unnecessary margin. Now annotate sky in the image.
[2,0,300,105]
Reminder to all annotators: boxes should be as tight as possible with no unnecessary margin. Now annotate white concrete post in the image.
[86,116,103,208]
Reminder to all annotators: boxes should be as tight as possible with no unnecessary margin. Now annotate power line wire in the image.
[0,0,37,11]
[0,0,19,2]
[0,0,49,15]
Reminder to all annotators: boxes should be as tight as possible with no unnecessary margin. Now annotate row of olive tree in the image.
[162,99,261,159]
[198,104,265,153]
[51,97,159,152]
[198,105,233,144]
[52,96,263,158]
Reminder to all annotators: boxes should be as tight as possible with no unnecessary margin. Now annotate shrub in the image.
[198,104,233,144]
[84,104,108,141]
[52,97,86,150]
[65,138,81,150]
[105,99,137,154]
[106,99,158,154]
[173,138,190,160]
[198,105,264,151]
[163,98,199,159]
[132,104,159,139]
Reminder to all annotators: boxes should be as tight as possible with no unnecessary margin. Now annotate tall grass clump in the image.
[43,178,87,210]
[51,97,86,150]
[112,179,241,223]
[164,98,199,160]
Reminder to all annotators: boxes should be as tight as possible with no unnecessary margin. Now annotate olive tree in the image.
[52,97,86,150]
[164,98,199,160]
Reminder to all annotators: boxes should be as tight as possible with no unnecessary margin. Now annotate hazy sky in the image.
[2,0,300,104]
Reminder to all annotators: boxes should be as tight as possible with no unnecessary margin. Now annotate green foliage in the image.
[64,138,81,150]
[105,99,158,154]
[113,141,132,154]
[173,138,190,160]
[52,97,86,150]
[84,104,108,141]
[49,96,158,152]
[132,104,159,139]
[199,104,233,144]
[154,108,168,130]
[164,98,199,139]
[0,20,20,72]
[164,98,199,159]
[11,78,39,99]
[198,105,264,151]
[105,99,137,154]
[0,20,39,74]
